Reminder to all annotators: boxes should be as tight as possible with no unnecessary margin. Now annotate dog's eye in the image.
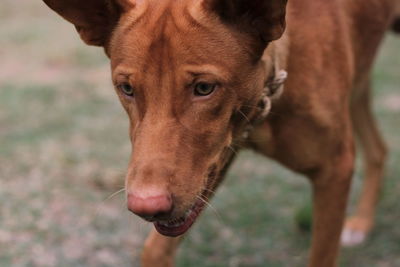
[194,82,216,97]
[118,83,134,97]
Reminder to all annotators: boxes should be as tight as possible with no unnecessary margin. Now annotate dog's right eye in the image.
[118,83,135,97]
[193,82,216,97]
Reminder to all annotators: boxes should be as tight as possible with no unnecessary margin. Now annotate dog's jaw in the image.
[152,153,231,237]
[154,197,206,237]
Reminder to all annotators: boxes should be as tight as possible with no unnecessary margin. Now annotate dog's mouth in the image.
[153,165,219,237]
[154,196,206,237]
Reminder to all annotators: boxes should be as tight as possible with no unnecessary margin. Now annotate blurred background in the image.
[1,1,399,266]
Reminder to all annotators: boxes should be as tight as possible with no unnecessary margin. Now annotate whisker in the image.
[237,109,251,123]
[230,140,246,149]
[196,195,222,221]
[227,145,239,155]
[94,187,126,217]
[202,188,217,195]
[105,188,126,201]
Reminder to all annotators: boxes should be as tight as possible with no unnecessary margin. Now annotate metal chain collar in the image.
[241,68,288,140]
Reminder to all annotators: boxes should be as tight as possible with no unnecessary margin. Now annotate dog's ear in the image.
[204,0,288,44]
[42,0,133,47]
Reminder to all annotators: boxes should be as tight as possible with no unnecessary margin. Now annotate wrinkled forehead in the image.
[109,0,249,73]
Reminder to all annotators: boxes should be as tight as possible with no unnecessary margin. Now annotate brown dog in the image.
[42,0,399,266]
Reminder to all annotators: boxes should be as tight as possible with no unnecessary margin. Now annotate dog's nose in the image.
[127,190,172,219]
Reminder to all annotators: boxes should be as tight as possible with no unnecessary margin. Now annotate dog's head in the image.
[44,0,287,236]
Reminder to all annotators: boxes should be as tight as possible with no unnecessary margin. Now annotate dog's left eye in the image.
[193,82,216,97]
[118,83,134,97]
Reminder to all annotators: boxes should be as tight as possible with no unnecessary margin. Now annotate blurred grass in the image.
[0,1,399,266]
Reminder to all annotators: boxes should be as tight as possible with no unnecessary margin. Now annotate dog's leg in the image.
[341,80,387,247]
[141,229,183,267]
[257,106,355,266]
[308,148,354,267]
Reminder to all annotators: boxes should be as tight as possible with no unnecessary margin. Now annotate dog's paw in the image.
[340,216,372,247]
[341,228,366,247]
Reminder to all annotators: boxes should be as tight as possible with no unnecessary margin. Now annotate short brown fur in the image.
[42,0,399,266]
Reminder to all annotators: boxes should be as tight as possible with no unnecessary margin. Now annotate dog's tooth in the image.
[158,213,190,228]
[175,220,185,227]
[185,210,191,218]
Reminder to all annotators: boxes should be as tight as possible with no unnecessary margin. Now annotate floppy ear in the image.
[43,0,132,47]
[204,0,288,44]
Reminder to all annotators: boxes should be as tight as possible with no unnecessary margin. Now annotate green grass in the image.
[0,1,399,266]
